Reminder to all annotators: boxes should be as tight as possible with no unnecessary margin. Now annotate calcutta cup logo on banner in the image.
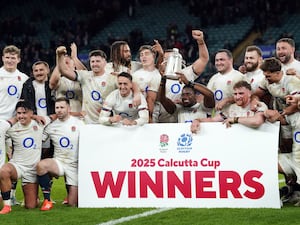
[177,133,193,153]
[159,134,169,153]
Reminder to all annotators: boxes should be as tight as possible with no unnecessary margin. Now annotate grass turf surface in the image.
[1,176,298,225]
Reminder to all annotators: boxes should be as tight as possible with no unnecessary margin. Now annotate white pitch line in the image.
[97,208,173,225]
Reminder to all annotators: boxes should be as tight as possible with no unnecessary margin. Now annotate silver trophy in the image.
[164,48,184,80]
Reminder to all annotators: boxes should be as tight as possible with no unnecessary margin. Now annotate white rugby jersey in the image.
[207,69,244,103]
[227,101,267,118]
[6,118,50,168]
[165,65,197,102]
[244,69,265,93]
[55,76,82,112]
[282,59,300,74]
[176,102,210,123]
[259,74,300,110]
[105,62,129,74]
[132,68,161,97]
[33,80,47,116]
[0,67,28,119]
[76,70,117,124]
[43,116,84,166]
[285,112,300,163]
[99,90,148,126]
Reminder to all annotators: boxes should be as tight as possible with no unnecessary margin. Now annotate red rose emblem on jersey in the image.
[71,126,76,132]
[33,126,38,131]
[101,81,106,87]
[18,76,21,81]
[250,78,254,83]
[129,104,133,108]
[282,87,285,93]
[227,80,232,85]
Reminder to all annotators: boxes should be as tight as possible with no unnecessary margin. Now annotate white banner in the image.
[78,122,281,208]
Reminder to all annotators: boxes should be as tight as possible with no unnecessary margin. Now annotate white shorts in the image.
[278,153,300,184]
[152,102,178,123]
[54,158,78,186]
[8,161,37,185]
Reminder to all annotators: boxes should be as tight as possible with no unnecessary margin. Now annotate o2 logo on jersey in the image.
[170,83,181,94]
[59,137,73,149]
[91,90,102,103]
[7,85,18,97]
[38,98,47,109]
[294,131,300,143]
[23,137,36,149]
[214,89,223,101]
[66,90,75,99]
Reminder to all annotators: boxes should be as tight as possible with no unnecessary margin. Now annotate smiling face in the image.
[181,87,196,107]
[118,75,132,97]
[2,52,20,72]
[244,50,262,72]
[263,70,282,84]
[215,52,233,74]
[32,63,49,83]
[233,86,251,107]
[90,55,106,75]
[276,41,294,64]
[16,107,33,126]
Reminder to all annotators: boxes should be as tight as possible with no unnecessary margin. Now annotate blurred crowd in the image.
[0,0,299,76]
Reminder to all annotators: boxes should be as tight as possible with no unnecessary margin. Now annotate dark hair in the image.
[245,45,262,57]
[15,100,34,111]
[118,72,132,81]
[55,97,70,105]
[182,85,196,94]
[233,80,252,91]
[277,38,295,48]
[89,50,107,60]
[260,57,281,72]
[110,41,129,70]
[32,60,50,70]
[216,49,233,59]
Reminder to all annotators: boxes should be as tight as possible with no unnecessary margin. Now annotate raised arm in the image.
[158,76,176,114]
[70,42,87,70]
[191,30,209,75]
[49,65,60,90]
[56,46,77,81]
[193,82,215,108]
[152,39,164,69]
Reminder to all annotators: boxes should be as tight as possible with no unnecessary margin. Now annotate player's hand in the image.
[152,40,164,56]
[32,115,46,125]
[215,99,227,111]
[192,30,204,44]
[70,42,78,59]
[286,68,297,76]
[56,46,67,56]
[191,119,200,134]
[264,109,281,123]
[122,118,137,126]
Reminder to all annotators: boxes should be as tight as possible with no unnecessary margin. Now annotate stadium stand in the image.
[0,0,299,77]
